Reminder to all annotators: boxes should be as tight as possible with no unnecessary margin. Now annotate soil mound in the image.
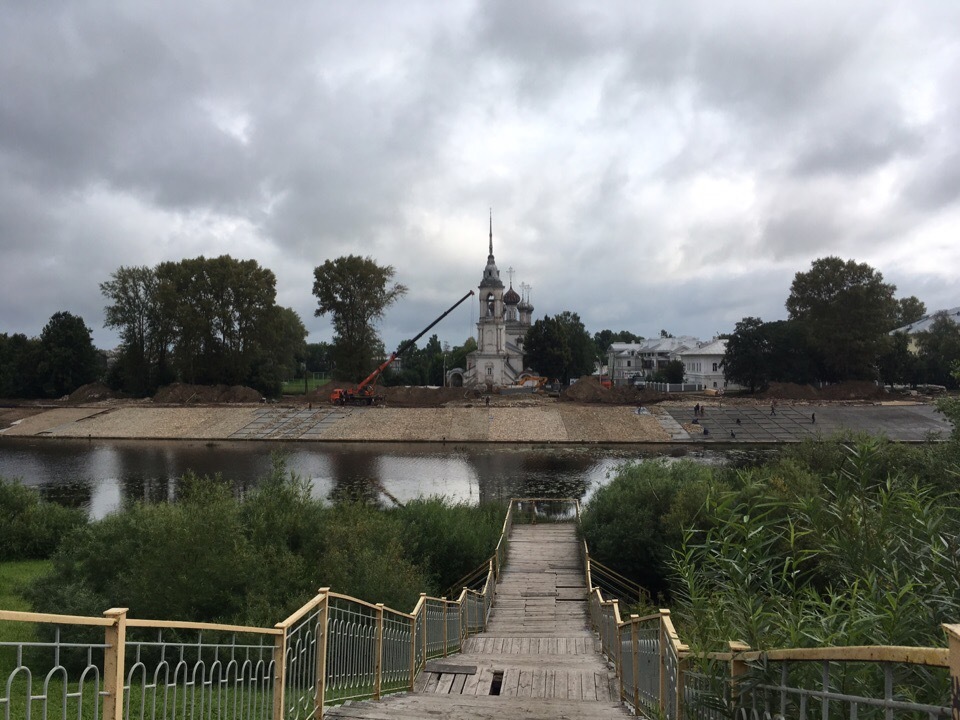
[381,386,481,407]
[761,382,820,400]
[757,381,886,401]
[68,383,117,403]
[306,385,481,407]
[560,376,670,405]
[153,383,262,404]
[818,381,887,401]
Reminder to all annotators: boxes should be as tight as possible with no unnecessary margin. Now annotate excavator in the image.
[329,290,475,406]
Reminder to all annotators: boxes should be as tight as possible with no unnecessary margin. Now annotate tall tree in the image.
[0,333,42,398]
[786,257,899,381]
[876,332,921,387]
[312,256,407,382]
[722,317,771,393]
[102,256,303,396]
[916,312,960,388]
[524,315,571,382]
[554,311,597,381]
[155,256,286,388]
[100,266,163,395]
[37,311,100,397]
[894,296,926,329]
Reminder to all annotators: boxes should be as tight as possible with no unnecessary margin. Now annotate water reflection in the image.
[0,438,738,519]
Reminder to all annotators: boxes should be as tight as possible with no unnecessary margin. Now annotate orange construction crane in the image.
[329,290,475,406]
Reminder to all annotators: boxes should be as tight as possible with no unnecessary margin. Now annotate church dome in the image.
[503,285,521,305]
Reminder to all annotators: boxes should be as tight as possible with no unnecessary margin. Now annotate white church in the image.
[457,215,533,389]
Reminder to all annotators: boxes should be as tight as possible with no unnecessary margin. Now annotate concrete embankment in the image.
[0,399,951,444]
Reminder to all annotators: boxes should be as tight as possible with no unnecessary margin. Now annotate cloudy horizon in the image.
[2,1,959,353]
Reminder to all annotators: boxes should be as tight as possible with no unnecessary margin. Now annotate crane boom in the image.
[330,290,475,406]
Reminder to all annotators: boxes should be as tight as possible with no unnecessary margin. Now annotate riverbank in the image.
[0,395,952,443]
[0,398,671,443]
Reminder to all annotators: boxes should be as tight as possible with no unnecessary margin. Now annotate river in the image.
[0,438,753,518]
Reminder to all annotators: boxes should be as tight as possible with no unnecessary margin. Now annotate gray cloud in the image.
[2,0,960,355]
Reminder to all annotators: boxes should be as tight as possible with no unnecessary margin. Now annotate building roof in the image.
[678,338,727,357]
[892,306,960,334]
[607,336,701,356]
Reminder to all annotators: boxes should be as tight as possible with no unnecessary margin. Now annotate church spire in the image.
[479,209,503,290]
[488,208,493,258]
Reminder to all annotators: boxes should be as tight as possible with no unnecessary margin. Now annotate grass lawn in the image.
[0,559,49,614]
[1,560,50,687]
[280,377,330,395]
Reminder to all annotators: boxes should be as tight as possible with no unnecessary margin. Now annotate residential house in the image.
[678,338,740,391]
[607,336,699,386]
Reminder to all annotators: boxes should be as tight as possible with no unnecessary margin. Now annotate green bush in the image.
[393,498,505,594]
[580,460,724,599]
[0,478,86,559]
[23,460,503,626]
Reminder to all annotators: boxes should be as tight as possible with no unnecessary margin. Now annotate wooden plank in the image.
[436,672,456,694]
[424,662,477,675]
[517,668,533,697]
[531,668,545,698]
[555,669,568,699]
[501,667,520,697]
[474,666,494,695]
[450,674,467,695]
[462,665,481,695]
[594,671,607,701]
[544,669,556,699]
[422,671,440,694]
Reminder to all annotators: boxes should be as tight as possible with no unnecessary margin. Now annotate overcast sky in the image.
[2,1,959,353]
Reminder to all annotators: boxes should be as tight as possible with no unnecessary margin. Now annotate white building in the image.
[461,216,532,389]
[677,338,740,391]
[607,337,699,385]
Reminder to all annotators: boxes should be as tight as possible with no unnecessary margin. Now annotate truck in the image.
[329,290,475,406]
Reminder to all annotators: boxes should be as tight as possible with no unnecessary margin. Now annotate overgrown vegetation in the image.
[0,479,86,559]
[8,460,503,626]
[582,435,960,652]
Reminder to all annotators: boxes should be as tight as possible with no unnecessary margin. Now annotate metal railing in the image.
[584,553,960,720]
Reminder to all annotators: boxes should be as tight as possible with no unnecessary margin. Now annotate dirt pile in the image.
[758,381,887,402]
[818,381,888,401]
[560,376,670,405]
[153,383,262,404]
[760,382,821,400]
[306,385,482,407]
[381,386,482,407]
[68,383,118,403]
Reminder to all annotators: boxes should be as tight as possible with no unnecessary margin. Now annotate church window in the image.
[486,293,495,317]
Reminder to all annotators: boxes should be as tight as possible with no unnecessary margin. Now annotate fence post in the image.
[420,594,427,663]
[728,640,751,713]
[374,604,384,701]
[659,610,670,717]
[273,622,288,720]
[102,607,128,720]
[944,624,960,720]
[463,588,470,641]
[630,615,640,709]
[409,610,417,692]
[442,598,448,657]
[315,588,330,720]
